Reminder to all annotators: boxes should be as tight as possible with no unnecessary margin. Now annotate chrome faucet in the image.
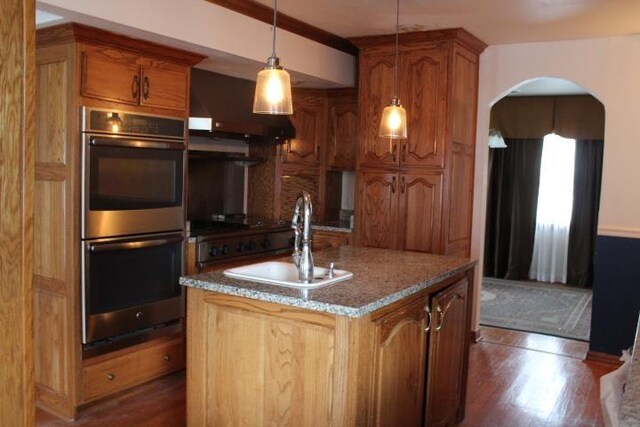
[291,191,314,283]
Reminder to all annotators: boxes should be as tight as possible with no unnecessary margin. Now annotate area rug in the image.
[480,277,592,341]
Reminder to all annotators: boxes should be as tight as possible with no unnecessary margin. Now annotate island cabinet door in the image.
[187,290,338,427]
[371,296,429,427]
[355,170,399,249]
[424,277,470,427]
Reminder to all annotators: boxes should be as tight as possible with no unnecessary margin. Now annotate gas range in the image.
[189,217,294,268]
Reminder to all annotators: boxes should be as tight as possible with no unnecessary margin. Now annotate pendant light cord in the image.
[393,0,400,98]
[272,0,278,58]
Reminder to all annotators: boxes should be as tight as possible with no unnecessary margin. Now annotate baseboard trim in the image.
[586,350,623,366]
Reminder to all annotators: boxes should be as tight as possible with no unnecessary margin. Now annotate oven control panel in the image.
[197,229,294,266]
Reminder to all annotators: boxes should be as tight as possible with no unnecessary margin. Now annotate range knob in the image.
[262,238,271,249]
[221,244,229,255]
[209,246,219,257]
[288,237,295,247]
[248,240,257,251]
[237,242,245,252]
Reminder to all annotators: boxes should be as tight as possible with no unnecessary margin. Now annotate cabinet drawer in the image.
[82,336,184,403]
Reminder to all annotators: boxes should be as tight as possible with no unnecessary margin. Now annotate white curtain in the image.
[529,134,576,283]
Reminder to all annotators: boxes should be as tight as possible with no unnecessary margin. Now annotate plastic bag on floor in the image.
[600,349,632,427]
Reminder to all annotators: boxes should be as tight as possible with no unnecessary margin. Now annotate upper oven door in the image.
[82,134,185,239]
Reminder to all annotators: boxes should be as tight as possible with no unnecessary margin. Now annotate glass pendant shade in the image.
[253,57,293,115]
[379,97,407,139]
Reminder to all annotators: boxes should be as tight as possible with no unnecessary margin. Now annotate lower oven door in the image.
[82,232,185,344]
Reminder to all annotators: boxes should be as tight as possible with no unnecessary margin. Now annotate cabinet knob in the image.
[107,373,116,381]
[132,75,139,100]
[164,355,171,362]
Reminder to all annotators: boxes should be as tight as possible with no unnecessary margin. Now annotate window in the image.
[529,133,576,283]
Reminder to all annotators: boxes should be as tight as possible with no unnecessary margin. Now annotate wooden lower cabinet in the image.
[82,336,185,403]
[312,230,351,251]
[187,269,472,426]
[356,169,443,253]
[425,277,470,427]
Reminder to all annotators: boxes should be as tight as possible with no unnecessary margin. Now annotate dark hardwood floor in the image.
[36,327,617,426]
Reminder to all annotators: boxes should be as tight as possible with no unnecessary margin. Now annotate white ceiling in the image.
[254,0,640,45]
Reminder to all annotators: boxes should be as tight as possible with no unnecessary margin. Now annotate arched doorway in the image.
[479,77,605,342]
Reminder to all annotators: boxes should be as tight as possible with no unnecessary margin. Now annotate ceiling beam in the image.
[205,0,358,56]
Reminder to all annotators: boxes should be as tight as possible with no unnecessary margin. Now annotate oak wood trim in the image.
[205,0,358,56]
[585,350,624,366]
[0,0,36,424]
[350,28,487,54]
[36,23,206,66]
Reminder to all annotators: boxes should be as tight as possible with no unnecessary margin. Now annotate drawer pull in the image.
[164,355,171,362]
[107,373,116,381]
[424,305,432,333]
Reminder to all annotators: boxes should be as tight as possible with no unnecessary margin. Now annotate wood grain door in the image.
[140,62,189,113]
[372,297,429,427]
[327,95,357,170]
[398,171,443,253]
[81,45,141,106]
[285,91,325,165]
[400,47,448,168]
[359,48,398,168]
[356,170,399,249]
[425,278,469,427]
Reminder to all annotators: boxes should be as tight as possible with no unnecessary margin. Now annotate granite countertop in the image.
[180,246,475,318]
[312,220,352,233]
[621,316,640,426]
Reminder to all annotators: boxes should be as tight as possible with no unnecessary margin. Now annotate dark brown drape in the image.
[567,139,604,287]
[484,138,544,279]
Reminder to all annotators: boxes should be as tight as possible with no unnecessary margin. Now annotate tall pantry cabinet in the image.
[351,29,486,257]
[34,23,203,419]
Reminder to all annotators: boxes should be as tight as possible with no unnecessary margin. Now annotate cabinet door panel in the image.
[373,298,428,427]
[140,64,189,112]
[359,49,398,167]
[356,171,398,249]
[328,98,357,170]
[426,278,469,427]
[399,172,443,253]
[401,48,448,168]
[286,92,324,165]
[81,47,140,105]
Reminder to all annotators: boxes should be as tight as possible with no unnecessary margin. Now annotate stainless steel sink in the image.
[223,261,353,289]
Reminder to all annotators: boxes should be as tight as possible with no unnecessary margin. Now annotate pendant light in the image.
[253,0,293,115]
[379,0,407,139]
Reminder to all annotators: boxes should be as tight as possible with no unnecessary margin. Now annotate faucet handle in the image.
[327,262,335,278]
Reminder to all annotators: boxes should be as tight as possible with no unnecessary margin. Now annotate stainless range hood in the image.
[189,68,295,143]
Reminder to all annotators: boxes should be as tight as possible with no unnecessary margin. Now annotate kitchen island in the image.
[181,246,476,426]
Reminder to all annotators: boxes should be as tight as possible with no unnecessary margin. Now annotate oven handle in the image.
[89,236,184,253]
[89,136,185,150]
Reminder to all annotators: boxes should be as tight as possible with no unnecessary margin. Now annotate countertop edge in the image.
[180,260,475,318]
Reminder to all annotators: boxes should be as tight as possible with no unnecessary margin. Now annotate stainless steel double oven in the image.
[81,107,186,345]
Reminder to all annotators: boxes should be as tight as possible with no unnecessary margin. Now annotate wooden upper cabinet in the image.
[398,171,443,253]
[81,44,192,115]
[401,47,448,168]
[373,297,428,426]
[139,63,189,112]
[81,45,141,106]
[285,90,325,165]
[425,277,469,427]
[356,170,398,249]
[359,48,398,168]
[327,91,358,170]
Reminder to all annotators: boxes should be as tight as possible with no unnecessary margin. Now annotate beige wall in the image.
[470,35,640,330]
[37,0,356,87]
